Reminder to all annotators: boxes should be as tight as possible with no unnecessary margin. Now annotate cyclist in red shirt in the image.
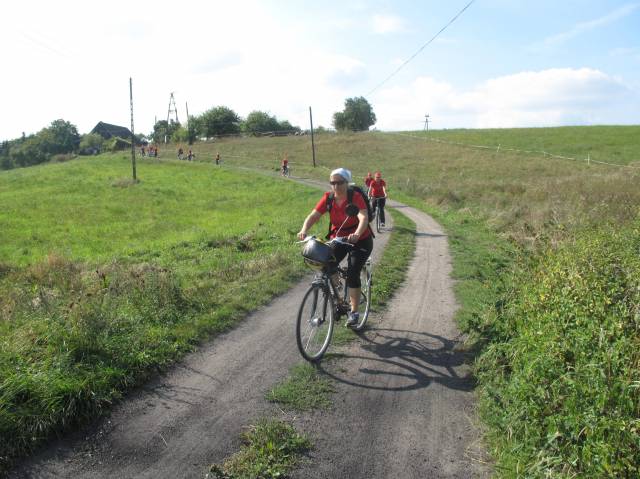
[281,153,289,176]
[364,172,373,188]
[297,168,373,327]
[369,171,388,227]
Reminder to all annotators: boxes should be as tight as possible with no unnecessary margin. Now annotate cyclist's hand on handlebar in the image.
[347,232,361,243]
[297,231,307,241]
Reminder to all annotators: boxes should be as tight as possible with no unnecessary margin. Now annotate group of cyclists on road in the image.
[297,166,388,328]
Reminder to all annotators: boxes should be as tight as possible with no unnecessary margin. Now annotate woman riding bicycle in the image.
[369,171,388,227]
[297,168,373,327]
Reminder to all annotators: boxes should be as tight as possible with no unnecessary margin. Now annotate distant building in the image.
[90,121,133,140]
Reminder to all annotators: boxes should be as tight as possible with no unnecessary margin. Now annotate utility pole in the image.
[423,114,430,132]
[129,77,137,181]
[165,92,179,143]
[309,106,316,168]
[185,101,193,145]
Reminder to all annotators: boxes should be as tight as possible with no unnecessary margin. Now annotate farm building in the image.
[90,122,134,140]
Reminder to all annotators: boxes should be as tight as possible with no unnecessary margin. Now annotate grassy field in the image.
[182,127,640,477]
[0,154,338,472]
[188,126,640,249]
[2,125,639,476]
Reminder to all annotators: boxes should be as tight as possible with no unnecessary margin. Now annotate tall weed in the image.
[477,220,640,477]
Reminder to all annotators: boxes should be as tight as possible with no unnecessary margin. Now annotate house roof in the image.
[91,121,133,139]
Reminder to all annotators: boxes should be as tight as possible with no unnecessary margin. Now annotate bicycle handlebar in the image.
[298,235,353,247]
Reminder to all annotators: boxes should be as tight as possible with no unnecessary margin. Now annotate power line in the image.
[366,0,476,97]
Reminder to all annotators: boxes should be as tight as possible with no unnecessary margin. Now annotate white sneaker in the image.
[346,311,359,327]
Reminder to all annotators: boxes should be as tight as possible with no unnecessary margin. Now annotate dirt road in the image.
[9,193,489,478]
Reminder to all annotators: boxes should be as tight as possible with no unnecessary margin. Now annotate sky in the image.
[1,0,639,139]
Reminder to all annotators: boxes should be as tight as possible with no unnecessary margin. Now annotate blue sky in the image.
[1,0,638,139]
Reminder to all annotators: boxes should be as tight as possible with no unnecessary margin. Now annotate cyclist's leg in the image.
[379,198,386,224]
[346,237,373,313]
[327,244,348,298]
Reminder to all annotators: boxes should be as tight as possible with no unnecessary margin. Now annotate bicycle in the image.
[281,165,290,177]
[296,236,372,362]
[372,196,386,233]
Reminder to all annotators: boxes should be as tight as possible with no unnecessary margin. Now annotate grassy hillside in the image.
[0,154,335,472]
[181,127,640,477]
[188,126,640,248]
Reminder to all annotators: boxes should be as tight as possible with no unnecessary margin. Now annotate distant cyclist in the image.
[364,172,373,189]
[369,171,388,227]
[281,154,289,176]
[297,168,373,327]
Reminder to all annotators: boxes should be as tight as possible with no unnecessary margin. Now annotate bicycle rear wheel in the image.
[296,284,334,362]
[352,259,372,331]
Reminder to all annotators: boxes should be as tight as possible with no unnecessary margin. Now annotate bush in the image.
[477,220,640,477]
[79,133,104,155]
[0,257,194,471]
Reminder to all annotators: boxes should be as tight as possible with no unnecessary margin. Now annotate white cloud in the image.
[610,46,640,61]
[374,68,639,130]
[371,14,406,34]
[537,3,640,48]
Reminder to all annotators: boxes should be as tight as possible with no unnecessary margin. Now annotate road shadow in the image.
[318,327,475,393]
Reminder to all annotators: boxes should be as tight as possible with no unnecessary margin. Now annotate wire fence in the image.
[389,131,640,170]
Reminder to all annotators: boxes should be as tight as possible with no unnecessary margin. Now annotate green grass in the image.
[423,125,640,166]
[0,154,313,265]
[181,128,640,475]
[4,126,640,476]
[266,363,335,411]
[476,220,640,477]
[189,127,640,249]
[0,154,331,473]
[207,418,311,479]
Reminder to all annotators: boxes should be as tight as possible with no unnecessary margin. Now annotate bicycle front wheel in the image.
[376,205,382,233]
[296,284,335,362]
[352,260,372,331]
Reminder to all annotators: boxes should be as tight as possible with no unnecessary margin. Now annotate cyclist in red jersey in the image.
[297,168,373,327]
[369,171,388,227]
[364,172,373,188]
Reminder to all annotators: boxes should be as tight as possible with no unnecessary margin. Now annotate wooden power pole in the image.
[309,106,316,168]
[129,77,137,181]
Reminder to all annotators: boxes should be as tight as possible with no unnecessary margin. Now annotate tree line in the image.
[153,108,302,145]
[0,97,376,171]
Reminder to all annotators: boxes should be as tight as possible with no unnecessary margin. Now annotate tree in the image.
[39,119,80,154]
[198,106,240,138]
[151,120,181,144]
[241,111,281,135]
[332,96,376,131]
[278,120,300,133]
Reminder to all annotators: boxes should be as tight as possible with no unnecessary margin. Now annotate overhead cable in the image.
[366,0,476,97]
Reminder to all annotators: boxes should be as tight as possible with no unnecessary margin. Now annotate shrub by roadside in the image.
[476,220,640,477]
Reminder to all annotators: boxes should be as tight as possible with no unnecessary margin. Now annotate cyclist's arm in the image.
[347,210,368,243]
[382,186,388,198]
[297,210,322,240]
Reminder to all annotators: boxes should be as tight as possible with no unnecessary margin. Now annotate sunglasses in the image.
[329,180,346,186]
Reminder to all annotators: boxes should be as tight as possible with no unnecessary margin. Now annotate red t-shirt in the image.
[314,190,371,240]
[370,179,386,198]
[365,177,373,187]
